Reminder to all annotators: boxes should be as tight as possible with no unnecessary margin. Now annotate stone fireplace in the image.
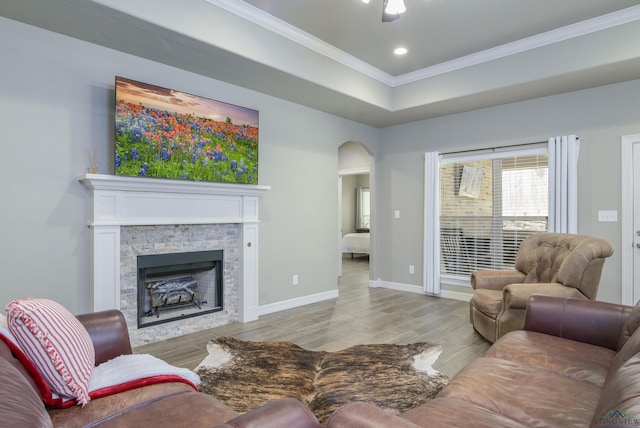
[120,224,238,344]
[80,174,269,346]
[136,249,224,328]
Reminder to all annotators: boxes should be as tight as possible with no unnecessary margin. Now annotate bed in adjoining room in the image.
[341,232,370,257]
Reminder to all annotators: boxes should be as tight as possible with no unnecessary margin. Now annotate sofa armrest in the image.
[503,282,582,309]
[523,295,632,351]
[219,398,320,428]
[324,402,420,428]
[470,270,525,290]
[76,310,133,365]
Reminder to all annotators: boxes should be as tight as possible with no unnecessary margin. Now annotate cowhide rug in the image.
[195,337,449,424]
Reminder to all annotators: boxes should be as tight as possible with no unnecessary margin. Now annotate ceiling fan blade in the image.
[382,0,401,22]
[382,12,401,22]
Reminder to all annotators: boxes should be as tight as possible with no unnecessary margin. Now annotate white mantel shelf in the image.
[80,173,270,196]
[80,174,270,226]
[79,173,269,322]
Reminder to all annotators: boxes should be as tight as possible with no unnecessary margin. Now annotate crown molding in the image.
[206,0,395,85]
[394,4,640,86]
[206,1,640,88]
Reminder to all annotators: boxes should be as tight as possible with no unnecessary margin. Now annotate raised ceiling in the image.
[242,0,640,76]
[2,0,640,127]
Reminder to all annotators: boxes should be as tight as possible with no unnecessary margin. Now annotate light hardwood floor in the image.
[134,256,491,378]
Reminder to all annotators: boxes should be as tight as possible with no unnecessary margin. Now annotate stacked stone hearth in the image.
[120,224,240,345]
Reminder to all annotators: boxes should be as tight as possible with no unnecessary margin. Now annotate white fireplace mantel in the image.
[80,174,269,322]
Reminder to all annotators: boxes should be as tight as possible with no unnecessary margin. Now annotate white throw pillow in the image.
[5,298,95,406]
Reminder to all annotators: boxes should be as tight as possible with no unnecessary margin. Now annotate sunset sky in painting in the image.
[116,77,259,128]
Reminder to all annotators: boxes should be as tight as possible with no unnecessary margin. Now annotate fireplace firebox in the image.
[137,250,223,328]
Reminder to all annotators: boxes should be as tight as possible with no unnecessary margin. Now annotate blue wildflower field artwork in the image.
[114,77,258,184]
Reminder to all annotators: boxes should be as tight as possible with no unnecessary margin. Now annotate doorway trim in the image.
[621,133,640,305]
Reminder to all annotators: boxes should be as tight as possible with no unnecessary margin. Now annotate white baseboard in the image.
[439,289,472,302]
[257,289,339,316]
[257,280,472,318]
[370,279,423,294]
[371,279,472,302]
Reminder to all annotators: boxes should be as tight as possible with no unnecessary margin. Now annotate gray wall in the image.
[377,79,640,303]
[0,17,379,313]
[342,175,357,235]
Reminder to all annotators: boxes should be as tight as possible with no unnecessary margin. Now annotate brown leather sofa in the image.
[325,295,640,428]
[470,233,613,342]
[0,309,321,428]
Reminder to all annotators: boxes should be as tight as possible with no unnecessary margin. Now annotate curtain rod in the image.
[440,141,546,156]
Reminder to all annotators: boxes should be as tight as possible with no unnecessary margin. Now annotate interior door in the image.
[633,142,640,303]
[622,134,640,305]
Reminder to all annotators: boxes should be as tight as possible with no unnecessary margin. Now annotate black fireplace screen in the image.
[137,250,223,328]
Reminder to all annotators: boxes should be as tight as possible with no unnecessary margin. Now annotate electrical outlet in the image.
[292,275,299,285]
[409,265,415,274]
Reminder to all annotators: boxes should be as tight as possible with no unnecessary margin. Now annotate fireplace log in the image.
[147,277,201,308]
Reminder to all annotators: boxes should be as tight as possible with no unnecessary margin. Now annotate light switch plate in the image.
[598,210,618,222]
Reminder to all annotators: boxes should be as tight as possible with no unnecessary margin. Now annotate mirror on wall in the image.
[357,186,370,231]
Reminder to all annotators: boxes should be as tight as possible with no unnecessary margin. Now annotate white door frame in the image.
[337,175,343,277]
[621,133,640,305]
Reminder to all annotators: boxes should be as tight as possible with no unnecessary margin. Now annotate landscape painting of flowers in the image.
[115,76,258,184]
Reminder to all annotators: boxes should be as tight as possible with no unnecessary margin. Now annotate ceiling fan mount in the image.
[382,0,406,22]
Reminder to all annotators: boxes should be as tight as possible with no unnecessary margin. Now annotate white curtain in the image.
[548,135,581,233]
[423,152,441,295]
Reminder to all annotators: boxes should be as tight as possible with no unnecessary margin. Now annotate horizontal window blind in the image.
[439,149,548,277]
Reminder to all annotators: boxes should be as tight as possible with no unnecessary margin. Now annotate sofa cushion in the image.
[402,397,526,428]
[487,330,615,387]
[6,298,95,406]
[591,352,640,428]
[92,391,239,428]
[438,356,601,427]
[47,382,207,427]
[0,318,68,406]
[607,324,640,383]
[325,402,423,428]
[0,356,53,428]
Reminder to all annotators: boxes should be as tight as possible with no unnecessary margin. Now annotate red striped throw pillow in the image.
[5,298,95,406]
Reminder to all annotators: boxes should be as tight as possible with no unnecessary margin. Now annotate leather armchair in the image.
[469,232,613,342]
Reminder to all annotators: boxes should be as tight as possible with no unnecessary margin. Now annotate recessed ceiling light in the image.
[394,47,408,55]
[362,0,370,3]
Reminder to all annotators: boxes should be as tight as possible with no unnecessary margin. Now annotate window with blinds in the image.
[439,148,548,277]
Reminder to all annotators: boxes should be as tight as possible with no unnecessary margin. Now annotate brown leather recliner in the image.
[469,232,613,343]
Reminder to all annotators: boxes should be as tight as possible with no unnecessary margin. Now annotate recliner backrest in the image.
[514,233,613,299]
